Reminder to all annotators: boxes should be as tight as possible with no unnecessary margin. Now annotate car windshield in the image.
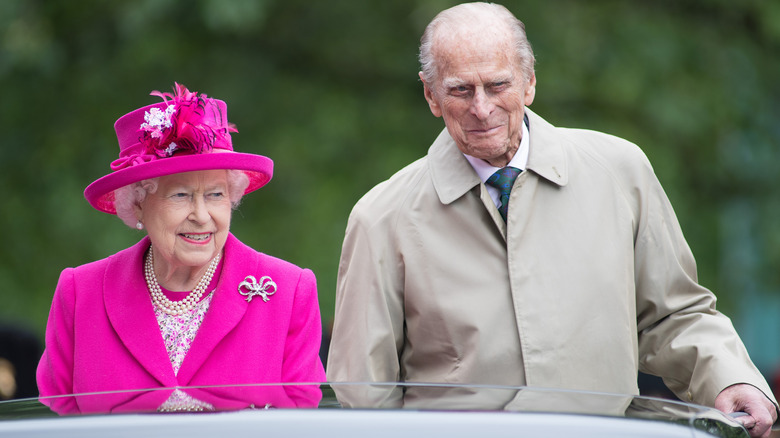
[0,383,749,438]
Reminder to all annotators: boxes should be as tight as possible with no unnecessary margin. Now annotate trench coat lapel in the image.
[175,234,252,384]
[428,129,482,206]
[104,237,177,387]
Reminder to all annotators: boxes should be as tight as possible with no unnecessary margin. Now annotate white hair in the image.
[114,169,251,229]
[419,2,536,85]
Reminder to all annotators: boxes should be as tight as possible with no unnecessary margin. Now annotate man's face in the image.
[421,35,535,167]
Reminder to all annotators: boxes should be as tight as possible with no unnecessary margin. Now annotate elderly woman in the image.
[37,83,326,413]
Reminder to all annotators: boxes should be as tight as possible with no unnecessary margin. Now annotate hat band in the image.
[110,141,232,171]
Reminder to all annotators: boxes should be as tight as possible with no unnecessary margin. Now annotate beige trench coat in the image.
[327,109,775,409]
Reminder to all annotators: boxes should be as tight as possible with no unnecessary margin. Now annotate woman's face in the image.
[136,169,232,274]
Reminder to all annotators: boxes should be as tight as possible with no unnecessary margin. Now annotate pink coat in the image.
[37,233,326,413]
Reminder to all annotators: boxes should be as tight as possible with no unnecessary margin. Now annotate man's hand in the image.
[714,383,778,438]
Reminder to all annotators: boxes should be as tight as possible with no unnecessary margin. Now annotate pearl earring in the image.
[136,221,144,230]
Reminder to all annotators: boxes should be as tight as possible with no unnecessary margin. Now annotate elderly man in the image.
[327,2,777,436]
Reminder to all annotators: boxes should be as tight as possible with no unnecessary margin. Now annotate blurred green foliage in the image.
[1,0,779,371]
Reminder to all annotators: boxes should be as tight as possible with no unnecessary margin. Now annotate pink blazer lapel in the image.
[175,234,252,384]
[104,237,177,387]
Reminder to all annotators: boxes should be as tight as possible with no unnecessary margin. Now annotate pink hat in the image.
[85,83,273,214]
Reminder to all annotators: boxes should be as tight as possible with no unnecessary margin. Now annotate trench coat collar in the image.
[524,108,569,187]
[104,233,251,386]
[428,107,569,205]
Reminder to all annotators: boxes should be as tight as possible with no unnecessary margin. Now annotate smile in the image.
[468,126,501,135]
[180,233,212,242]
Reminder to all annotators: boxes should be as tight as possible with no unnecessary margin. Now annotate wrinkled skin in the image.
[715,383,778,438]
[420,29,535,168]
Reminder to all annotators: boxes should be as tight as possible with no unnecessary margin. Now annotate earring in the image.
[136,220,144,230]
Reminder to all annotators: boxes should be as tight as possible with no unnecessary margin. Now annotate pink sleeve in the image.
[282,268,326,407]
[36,268,80,413]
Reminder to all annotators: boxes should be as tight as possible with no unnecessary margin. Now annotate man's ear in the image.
[524,73,536,106]
[420,72,443,118]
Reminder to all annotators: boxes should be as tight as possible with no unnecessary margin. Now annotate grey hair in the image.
[114,169,251,229]
[419,2,535,85]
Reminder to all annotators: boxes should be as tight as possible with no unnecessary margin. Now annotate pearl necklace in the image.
[144,247,220,316]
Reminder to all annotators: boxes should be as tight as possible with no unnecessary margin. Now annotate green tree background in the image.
[2,0,779,376]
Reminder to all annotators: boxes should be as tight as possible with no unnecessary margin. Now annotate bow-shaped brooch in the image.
[238,275,277,303]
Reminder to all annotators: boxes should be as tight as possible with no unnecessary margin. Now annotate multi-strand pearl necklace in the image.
[144,246,221,316]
